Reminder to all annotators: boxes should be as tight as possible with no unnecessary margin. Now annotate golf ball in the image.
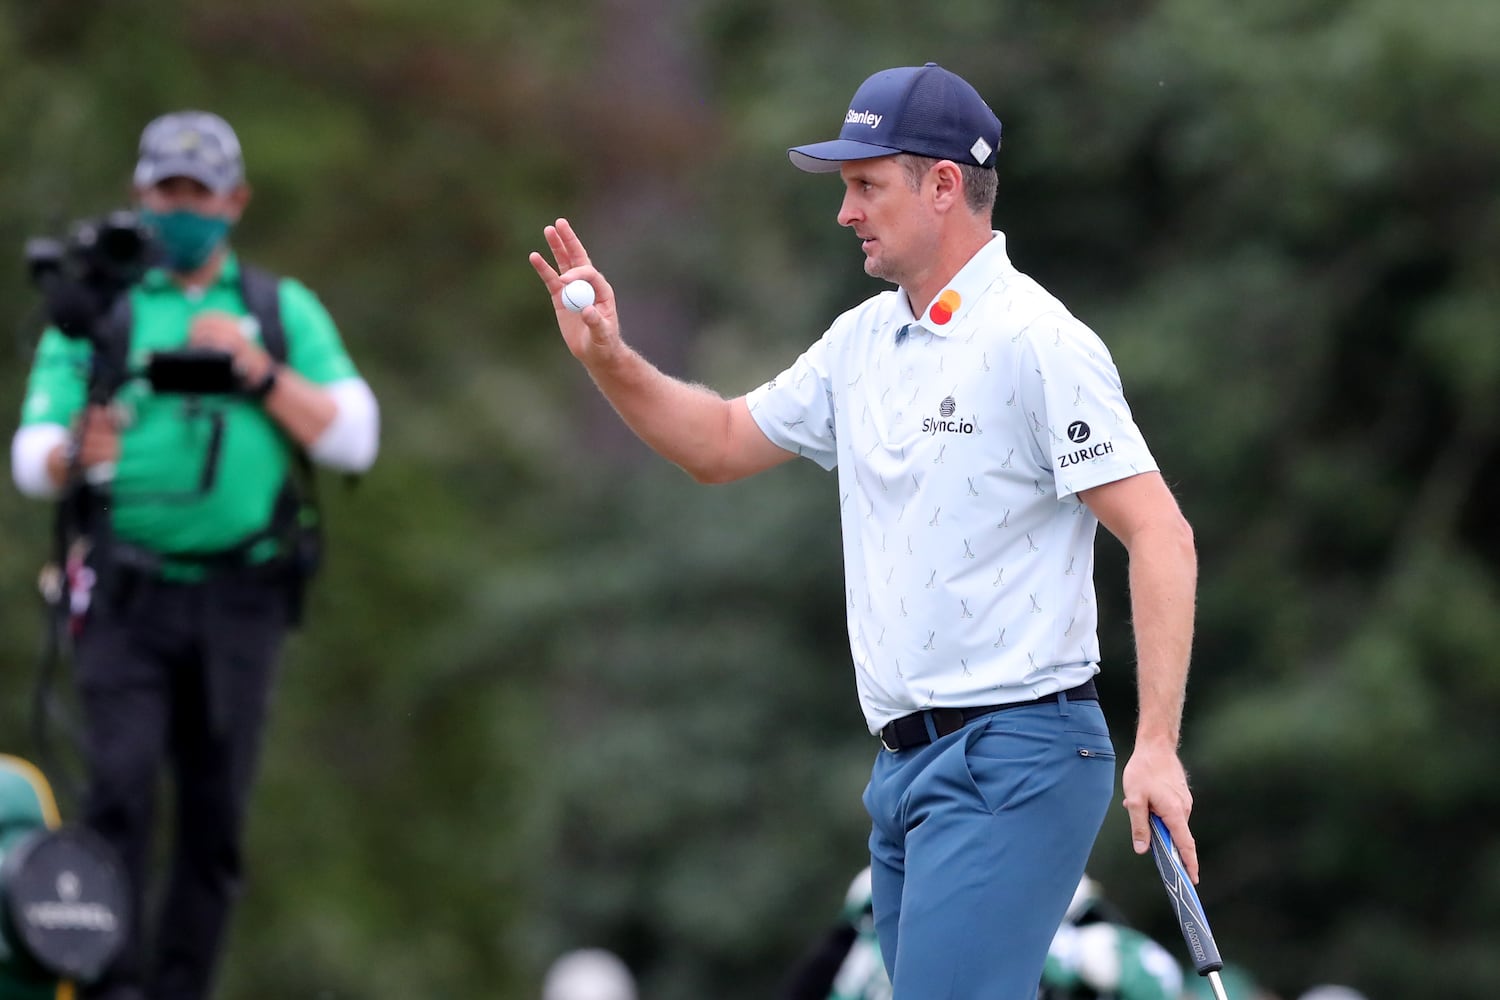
[561,279,596,313]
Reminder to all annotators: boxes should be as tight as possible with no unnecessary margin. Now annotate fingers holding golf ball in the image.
[549,269,615,355]
[529,218,611,318]
[560,278,596,313]
[528,219,622,363]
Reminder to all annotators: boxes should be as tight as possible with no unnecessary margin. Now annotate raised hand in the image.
[528,218,622,368]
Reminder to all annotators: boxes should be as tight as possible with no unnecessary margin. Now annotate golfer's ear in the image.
[931,161,964,211]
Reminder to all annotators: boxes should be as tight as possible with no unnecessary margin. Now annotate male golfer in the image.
[530,62,1199,1000]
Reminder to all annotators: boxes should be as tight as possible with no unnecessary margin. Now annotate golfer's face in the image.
[837,156,936,287]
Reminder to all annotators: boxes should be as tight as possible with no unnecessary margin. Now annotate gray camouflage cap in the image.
[133,110,245,194]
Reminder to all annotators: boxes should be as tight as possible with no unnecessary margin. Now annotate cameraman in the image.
[8,110,379,1000]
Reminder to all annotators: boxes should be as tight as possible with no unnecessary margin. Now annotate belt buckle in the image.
[880,725,900,753]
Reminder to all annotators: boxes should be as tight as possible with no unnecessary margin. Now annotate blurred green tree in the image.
[0,0,1496,997]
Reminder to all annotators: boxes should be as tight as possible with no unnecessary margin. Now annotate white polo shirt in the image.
[746,232,1158,732]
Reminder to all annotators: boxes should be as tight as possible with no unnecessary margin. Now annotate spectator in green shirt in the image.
[9,110,379,1000]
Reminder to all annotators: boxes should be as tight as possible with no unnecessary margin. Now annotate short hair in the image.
[895,153,997,217]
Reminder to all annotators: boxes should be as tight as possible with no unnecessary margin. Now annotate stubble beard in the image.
[864,248,908,289]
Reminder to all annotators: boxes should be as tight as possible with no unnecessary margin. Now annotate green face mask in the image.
[139,209,232,272]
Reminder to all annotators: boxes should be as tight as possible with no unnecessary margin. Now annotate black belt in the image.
[107,541,284,579]
[878,678,1099,752]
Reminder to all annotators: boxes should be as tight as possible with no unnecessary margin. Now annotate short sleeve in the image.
[278,278,360,385]
[1016,314,1158,501]
[19,328,90,427]
[744,333,838,471]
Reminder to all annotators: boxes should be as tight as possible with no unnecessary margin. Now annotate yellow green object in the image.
[0,755,73,1000]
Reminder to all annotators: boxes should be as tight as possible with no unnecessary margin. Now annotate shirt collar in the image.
[140,250,241,293]
[899,231,1012,339]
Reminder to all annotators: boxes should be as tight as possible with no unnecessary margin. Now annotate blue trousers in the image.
[862,692,1115,1000]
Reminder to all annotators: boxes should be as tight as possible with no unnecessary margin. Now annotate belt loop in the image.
[1058,686,1072,717]
[921,712,939,744]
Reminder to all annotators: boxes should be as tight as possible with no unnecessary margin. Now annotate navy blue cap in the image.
[134,111,245,194]
[789,63,1002,173]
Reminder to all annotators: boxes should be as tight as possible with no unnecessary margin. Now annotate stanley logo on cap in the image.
[789,64,1003,174]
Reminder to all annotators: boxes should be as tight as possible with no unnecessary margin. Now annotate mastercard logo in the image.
[928,289,961,325]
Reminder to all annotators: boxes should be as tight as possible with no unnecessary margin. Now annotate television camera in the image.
[24,211,237,398]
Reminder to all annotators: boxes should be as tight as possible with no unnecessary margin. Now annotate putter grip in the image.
[1148,814,1224,975]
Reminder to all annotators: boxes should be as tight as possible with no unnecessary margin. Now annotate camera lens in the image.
[96,224,145,265]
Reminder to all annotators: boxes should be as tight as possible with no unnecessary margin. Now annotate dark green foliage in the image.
[0,0,1497,996]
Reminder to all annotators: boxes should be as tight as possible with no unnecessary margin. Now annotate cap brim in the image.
[787,139,905,173]
[133,158,240,194]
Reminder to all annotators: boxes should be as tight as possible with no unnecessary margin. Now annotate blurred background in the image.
[1,0,1497,997]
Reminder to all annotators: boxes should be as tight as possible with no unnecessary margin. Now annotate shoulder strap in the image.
[238,261,319,512]
[238,261,303,475]
[238,262,361,487]
[238,262,287,364]
[237,263,327,623]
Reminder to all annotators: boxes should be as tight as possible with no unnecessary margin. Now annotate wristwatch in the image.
[246,363,280,401]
